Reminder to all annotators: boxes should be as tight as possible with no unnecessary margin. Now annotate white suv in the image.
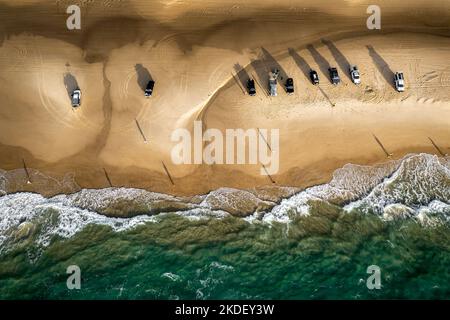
[71,89,81,108]
[394,72,405,92]
[349,65,361,84]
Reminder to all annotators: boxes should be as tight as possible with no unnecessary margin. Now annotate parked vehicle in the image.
[394,72,405,92]
[247,79,256,96]
[328,67,340,85]
[145,80,155,97]
[349,65,361,84]
[71,89,81,108]
[309,70,319,85]
[269,69,279,96]
[285,78,294,94]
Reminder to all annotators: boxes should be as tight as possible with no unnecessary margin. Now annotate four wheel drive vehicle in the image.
[285,78,294,94]
[145,80,155,97]
[247,79,256,96]
[349,65,361,84]
[310,70,319,85]
[269,69,279,96]
[71,89,81,108]
[328,67,340,85]
[394,72,405,92]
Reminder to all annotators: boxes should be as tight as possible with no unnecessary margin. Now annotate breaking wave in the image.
[264,153,449,223]
[0,153,449,253]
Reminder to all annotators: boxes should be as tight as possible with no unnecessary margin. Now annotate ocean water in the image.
[0,153,449,299]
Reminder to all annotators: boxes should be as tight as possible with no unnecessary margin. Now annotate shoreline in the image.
[0,153,448,224]
[0,150,448,199]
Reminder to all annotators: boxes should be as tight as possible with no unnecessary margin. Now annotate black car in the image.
[285,78,294,94]
[247,79,256,96]
[328,67,340,85]
[145,80,155,97]
[309,70,319,85]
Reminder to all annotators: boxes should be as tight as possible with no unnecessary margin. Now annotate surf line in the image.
[170,121,279,176]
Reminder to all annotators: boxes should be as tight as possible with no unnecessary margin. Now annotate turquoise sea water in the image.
[0,211,449,299]
[0,154,449,299]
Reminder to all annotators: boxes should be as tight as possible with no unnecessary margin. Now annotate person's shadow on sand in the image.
[135,64,153,92]
[63,73,79,99]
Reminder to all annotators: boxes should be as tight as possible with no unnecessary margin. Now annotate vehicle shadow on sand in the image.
[260,47,288,81]
[233,63,251,94]
[250,58,270,96]
[322,39,352,81]
[306,44,331,83]
[366,45,396,89]
[247,47,290,96]
[63,73,79,100]
[135,64,153,92]
[288,48,313,80]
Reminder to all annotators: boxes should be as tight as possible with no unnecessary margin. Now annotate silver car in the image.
[71,89,81,108]
[269,69,279,96]
[349,65,361,85]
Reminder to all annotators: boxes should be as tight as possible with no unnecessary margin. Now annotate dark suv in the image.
[328,67,340,85]
[247,79,256,96]
[285,78,294,94]
[145,80,155,97]
[309,70,319,85]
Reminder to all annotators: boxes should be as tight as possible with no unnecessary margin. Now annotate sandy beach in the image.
[0,0,449,197]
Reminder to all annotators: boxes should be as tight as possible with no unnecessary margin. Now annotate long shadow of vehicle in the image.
[233,63,251,94]
[135,64,153,92]
[288,48,313,80]
[366,45,396,89]
[322,39,352,81]
[63,73,79,99]
[260,47,288,81]
[250,58,270,96]
[247,47,290,95]
[306,44,331,83]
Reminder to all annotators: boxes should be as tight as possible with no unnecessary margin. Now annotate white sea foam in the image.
[200,187,275,216]
[161,272,181,282]
[344,154,450,216]
[174,207,229,220]
[256,154,449,224]
[209,261,235,271]
[0,153,448,252]
[416,200,450,226]
[62,187,183,208]
[0,192,156,252]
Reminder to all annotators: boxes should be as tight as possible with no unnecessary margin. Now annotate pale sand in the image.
[0,0,449,196]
